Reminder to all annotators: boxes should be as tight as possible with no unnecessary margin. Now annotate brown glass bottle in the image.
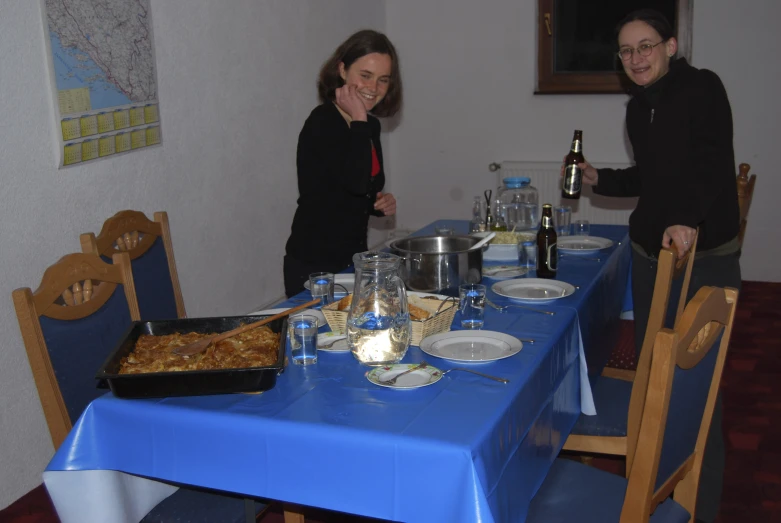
[537,203,557,278]
[562,130,584,199]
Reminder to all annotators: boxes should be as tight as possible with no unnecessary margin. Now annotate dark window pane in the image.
[553,0,676,73]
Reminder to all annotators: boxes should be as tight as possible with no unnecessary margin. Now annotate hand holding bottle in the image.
[560,156,599,186]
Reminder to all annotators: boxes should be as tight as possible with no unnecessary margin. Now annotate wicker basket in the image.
[322,293,457,346]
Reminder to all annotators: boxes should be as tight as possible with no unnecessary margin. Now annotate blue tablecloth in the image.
[45,222,630,523]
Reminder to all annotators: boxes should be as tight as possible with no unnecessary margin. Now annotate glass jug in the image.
[347,251,411,366]
[497,177,539,232]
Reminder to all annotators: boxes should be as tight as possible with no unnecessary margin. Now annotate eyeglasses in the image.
[617,41,665,61]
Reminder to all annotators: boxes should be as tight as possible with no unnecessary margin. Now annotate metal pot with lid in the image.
[388,235,483,296]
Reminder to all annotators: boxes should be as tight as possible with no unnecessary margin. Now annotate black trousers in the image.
[631,249,741,523]
[283,254,353,298]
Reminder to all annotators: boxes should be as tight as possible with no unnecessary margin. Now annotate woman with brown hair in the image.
[284,29,403,297]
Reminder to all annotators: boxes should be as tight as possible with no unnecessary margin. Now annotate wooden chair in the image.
[736,163,756,248]
[12,253,265,522]
[81,210,186,320]
[565,237,697,471]
[528,286,738,523]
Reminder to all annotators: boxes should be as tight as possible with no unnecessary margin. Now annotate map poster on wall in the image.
[41,0,162,168]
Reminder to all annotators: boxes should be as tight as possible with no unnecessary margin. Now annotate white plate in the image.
[482,265,530,279]
[367,363,443,389]
[419,330,523,362]
[491,278,576,301]
[557,236,613,253]
[303,274,355,295]
[249,308,326,327]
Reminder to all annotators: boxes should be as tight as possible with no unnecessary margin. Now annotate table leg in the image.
[283,504,306,523]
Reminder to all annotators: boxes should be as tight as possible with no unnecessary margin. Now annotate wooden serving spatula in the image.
[172,298,321,357]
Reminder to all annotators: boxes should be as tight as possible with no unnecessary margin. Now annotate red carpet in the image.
[2,281,778,523]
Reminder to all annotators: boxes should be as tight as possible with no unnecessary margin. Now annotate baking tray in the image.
[96,315,287,398]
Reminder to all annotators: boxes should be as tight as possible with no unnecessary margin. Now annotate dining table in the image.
[43,221,631,523]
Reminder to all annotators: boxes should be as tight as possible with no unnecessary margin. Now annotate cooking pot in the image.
[388,235,483,296]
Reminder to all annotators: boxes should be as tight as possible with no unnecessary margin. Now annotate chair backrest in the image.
[81,210,186,320]
[625,236,698,472]
[12,252,140,448]
[736,162,756,248]
[621,286,738,522]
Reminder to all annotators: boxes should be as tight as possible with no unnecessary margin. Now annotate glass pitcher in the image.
[347,251,411,366]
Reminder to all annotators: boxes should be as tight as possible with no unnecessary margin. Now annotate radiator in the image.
[493,161,637,226]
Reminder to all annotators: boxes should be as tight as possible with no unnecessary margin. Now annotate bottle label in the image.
[563,164,582,194]
[546,244,558,272]
[571,139,582,153]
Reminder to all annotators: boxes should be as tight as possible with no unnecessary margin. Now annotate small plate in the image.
[303,274,355,295]
[482,265,530,279]
[250,308,326,328]
[420,331,523,362]
[491,278,576,302]
[317,332,348,352]
[367,363,443,389]
[557,236,613,253]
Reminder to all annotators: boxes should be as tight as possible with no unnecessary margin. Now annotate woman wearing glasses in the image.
[566,9,740,523]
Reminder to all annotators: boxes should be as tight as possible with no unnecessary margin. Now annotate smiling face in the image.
[338,52,392,112]
[618,20,677,87]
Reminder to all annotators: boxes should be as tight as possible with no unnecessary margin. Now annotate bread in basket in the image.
[322,292,457,345]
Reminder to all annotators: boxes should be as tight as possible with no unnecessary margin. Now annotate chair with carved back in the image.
[12,252,266,522]
[736,162,756,248]
[528,285,738,522]
[81,210,186,321]
[563,236,698,471]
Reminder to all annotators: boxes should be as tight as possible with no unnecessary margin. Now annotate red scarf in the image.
[371,144,380,177]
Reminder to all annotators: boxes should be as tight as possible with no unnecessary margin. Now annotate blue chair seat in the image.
[528,459,690,523]
[570,376,632,437]
[141,486,266,523]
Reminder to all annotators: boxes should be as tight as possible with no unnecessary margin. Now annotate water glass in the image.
[459,283,486,329]
[573,219,591,236]
[435,225,455,236]
[289,314,318,365]
[309,272,334,307]
[553,206,572,236]
[519,240,537,271]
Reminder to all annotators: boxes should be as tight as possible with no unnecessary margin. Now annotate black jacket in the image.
[285,102,385,267]
[594,58,740,257]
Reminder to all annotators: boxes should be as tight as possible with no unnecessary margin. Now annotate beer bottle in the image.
[562,130,584,200]
[537,203,557,278]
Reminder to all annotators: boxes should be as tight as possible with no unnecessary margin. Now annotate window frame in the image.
[536,0,692,94]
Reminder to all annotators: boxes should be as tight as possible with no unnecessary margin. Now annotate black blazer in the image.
[285,102,385,267]
[594,59,740,257]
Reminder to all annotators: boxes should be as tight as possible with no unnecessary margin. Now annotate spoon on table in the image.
[173,298,321,356]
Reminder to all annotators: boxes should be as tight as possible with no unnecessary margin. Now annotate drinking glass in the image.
[459,283,486,329]
[309,272,334,307]
[553,206,572,236]
[519,240,537,271]
[289,314,318,365]
[573,220,591,236]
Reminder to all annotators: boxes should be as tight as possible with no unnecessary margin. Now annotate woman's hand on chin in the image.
[335,85,368,122]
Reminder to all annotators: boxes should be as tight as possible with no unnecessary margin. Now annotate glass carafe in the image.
[347,251,411,366]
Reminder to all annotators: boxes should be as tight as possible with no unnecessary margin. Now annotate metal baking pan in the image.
[96,315,287,398]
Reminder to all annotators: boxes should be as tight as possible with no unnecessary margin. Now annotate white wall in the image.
[385,0,781,282]
[0,0,383,508]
